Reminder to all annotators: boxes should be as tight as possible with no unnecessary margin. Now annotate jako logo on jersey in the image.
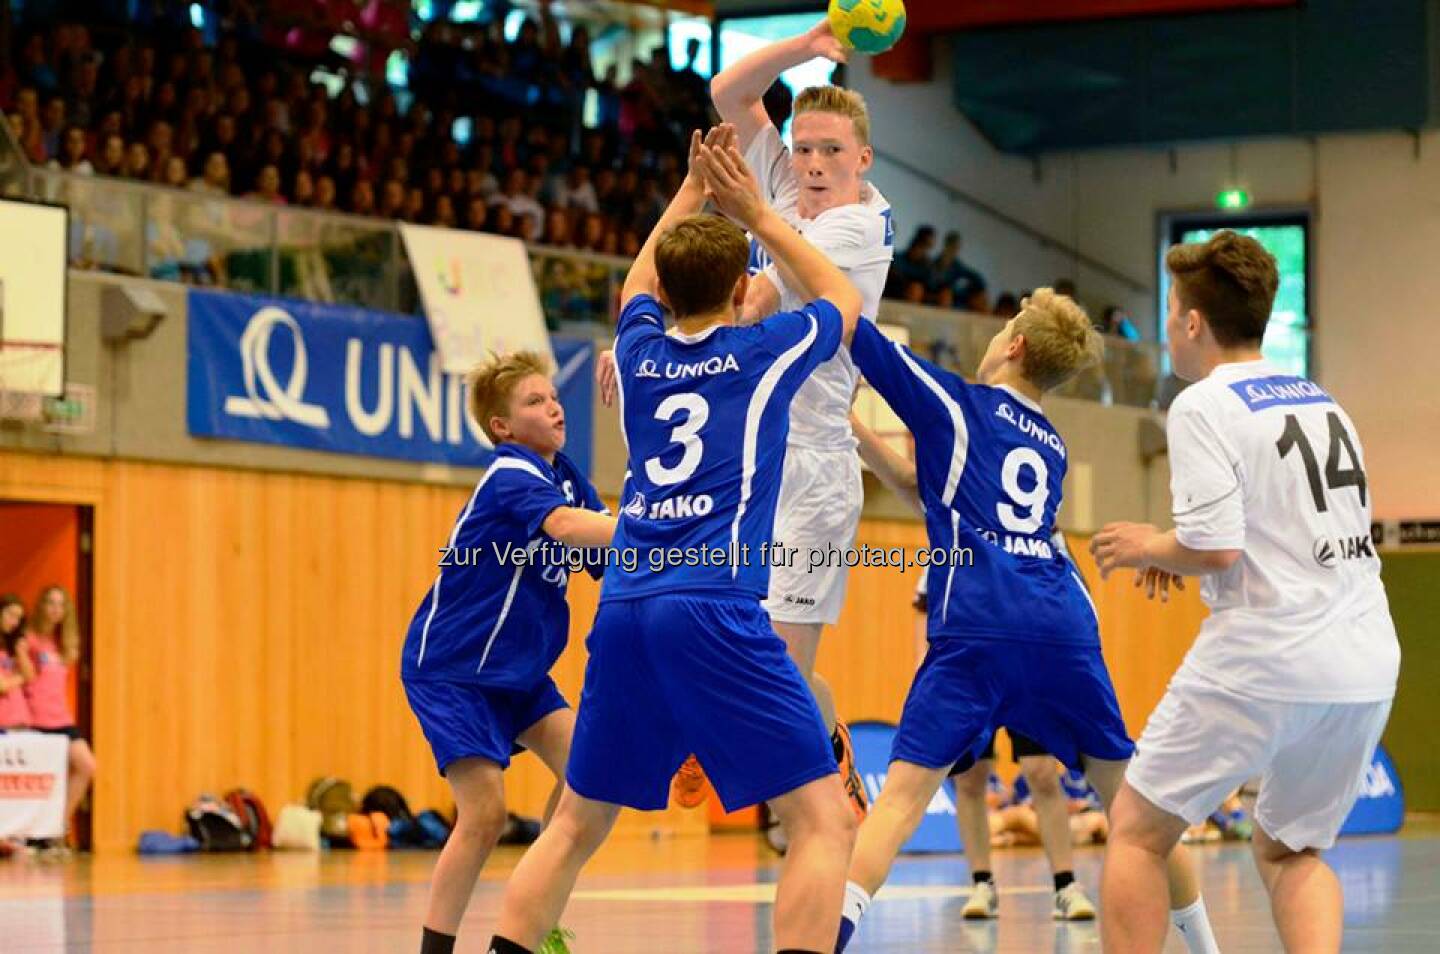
[649,494,714,520]
[224,306,331,427]
[1314,534,1373,568]
[635,359,661,379]
[623,491,647,518]
[1313,537,1337,568]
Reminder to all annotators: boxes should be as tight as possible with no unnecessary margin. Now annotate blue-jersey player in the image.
[837,291,1217,954]
[489,126,863,954]
[399,350,616,954]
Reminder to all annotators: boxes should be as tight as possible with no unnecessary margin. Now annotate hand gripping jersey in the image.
[401,443,608,688]
[743,124,894,451]
[850,320,1097,645]
[603,293,843,602]
[1166,360,1398,703]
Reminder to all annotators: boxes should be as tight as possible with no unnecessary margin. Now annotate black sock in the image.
[972,870,993,885]
[1053,870,1075,892]
[420,927,456,954]
[831,727,846,761]
[485,936,531,954]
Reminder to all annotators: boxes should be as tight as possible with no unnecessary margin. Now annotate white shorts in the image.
[1126,673,1392,851]
[762,445,863,626]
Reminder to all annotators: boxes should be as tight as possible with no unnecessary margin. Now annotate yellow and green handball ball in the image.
[828,0,907,55]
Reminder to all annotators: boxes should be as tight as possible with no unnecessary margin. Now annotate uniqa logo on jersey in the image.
[186,289,594,472]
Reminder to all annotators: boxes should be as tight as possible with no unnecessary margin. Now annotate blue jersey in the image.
[401,444,608,687]
[603,293,843,602]
[850,320,1097,645]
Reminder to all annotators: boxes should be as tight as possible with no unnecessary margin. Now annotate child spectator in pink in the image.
[25,586,95,843]
[0,595,33,731]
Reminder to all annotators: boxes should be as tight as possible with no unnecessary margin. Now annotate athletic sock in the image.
[972,870,993,885]
[831,727,846,762]
[421,928,456,954]
[486,936,532,954]
[1171,897,1221,954]
[835,881,872,953]
[1053,870,1075,892]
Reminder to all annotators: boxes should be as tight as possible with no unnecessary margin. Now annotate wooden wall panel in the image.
[0,449,1203,853]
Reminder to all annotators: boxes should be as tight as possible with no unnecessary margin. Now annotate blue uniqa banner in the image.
[186,289,594,474]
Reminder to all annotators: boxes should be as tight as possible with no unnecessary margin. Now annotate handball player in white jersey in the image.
[1092,231,1400,954]
[598,19,892,819]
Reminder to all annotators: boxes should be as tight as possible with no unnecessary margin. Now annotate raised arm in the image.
[698,135,861,340]
[709,20,846,150]
[620,129,711,304]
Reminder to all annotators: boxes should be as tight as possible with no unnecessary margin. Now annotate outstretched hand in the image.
[806,19,849,63]
[683,125,738,194]
[695,127,764,228]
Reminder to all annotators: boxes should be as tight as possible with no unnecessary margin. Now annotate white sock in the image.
[1171,896,1221,954]
[842,880,872,926]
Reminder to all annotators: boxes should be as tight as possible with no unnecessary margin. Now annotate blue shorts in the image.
[567,595,838,813]
[893,638,1134,773]
[403,676,569,775]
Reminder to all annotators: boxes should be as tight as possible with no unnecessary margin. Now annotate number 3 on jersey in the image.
[645,393,709,486]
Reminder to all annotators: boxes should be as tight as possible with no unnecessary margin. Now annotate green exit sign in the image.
[1216,189,1251,210]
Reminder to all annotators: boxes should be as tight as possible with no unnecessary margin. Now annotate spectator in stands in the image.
[39,95,66,158]
[486,203,518,238]
[159,154,189,189]
[993,292,1020,319]
[293,168,316,207]
[349,179,377,216]
[552,164,598,214]
[145,120,175,182]
[1099,304,1142,341]
[25,586,95,848]
[431,192,458,228]
[247,163,285,203]
[314,174,338,212]
[93,132,126,177]
[577,211,607,253]
[929,231,988,310]
[491,167,542,241]
[47,125,92,173]
[402,184,425,222]
[379,178,406,218]
[123,141,150,180]
[190,151,231,195]
[0,595,33,732]
[541,206,573,248]
[887,225,938,302]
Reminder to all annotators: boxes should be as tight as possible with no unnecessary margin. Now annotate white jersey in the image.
[743,123,895,451]
[1167,360,1399,704]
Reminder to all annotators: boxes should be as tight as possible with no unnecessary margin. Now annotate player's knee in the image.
[953,763,989,799]
[455,798,508,847]
[1250,826,1310,868]
[1025,769,1062,802]
[71,742,96,780]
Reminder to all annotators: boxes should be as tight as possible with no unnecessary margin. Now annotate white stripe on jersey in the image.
[477,551,530,673]
[893,342,969,506]
[1071,571,1099,625]
[414,455,548,668]
[731,315,820,576]
[613,334,630,457]
[942,510,960,625]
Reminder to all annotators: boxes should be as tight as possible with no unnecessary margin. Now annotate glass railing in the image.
[24,163,1164,407]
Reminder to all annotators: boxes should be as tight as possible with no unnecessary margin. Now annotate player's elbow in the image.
[1202,548,1242,572]
[709,74,743,113]
[542,507,581,543]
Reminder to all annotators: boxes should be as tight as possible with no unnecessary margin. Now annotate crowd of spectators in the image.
[0,2,713,259]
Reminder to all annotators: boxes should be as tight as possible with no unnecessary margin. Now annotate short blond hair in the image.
[795,85,871,146]
[1011,288,1104,392]
[467,350,552,443]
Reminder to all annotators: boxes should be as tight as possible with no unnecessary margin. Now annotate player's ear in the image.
[857,144,874,175]
[488,413,512,443]
[654,280,673,314]
[1006,332,1026,361]
[732,273,749,310]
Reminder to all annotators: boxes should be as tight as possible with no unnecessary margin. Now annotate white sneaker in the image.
[962,879,998,919]
[1053,882,1097,921]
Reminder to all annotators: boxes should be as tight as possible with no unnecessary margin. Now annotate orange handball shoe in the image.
[671,754,710,809]
[834,722,870,821]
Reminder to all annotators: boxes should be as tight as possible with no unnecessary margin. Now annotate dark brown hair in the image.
[1166,230,1279,346]
[0,593,25,655]
[655,214,749,318]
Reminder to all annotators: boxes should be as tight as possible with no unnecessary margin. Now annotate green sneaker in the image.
[538,927,575,954]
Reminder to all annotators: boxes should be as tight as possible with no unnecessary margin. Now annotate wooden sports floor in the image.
[2,824,1436,952]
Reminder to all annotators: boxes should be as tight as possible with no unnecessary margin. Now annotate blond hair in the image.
[1011,288,1104,392]
[655,214,750,317]
[467,350,552,443]
[29,585,79,665]
[795,86,871,146]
